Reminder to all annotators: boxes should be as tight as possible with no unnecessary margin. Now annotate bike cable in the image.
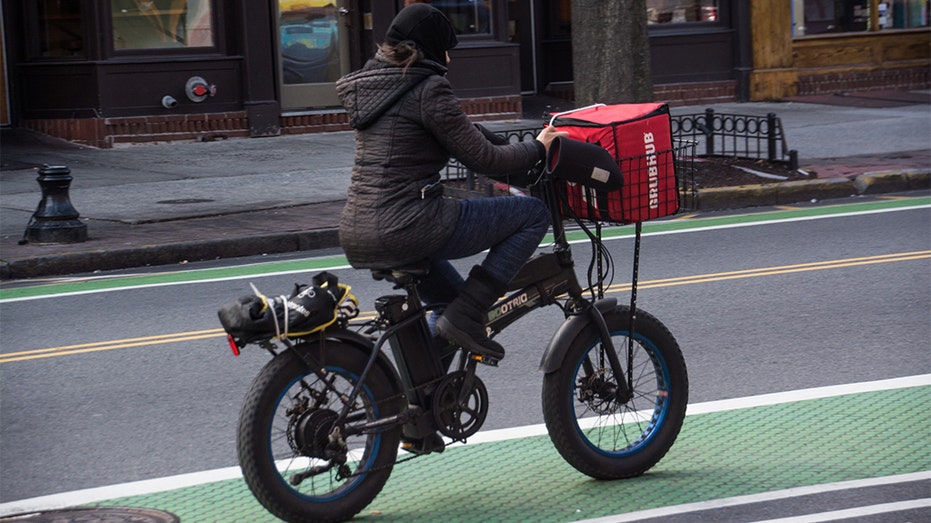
[554,190,616,301]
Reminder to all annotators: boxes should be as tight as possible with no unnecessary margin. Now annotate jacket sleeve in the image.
[420,76,545,178]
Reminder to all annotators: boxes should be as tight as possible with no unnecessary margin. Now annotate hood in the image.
[336,58,444,130]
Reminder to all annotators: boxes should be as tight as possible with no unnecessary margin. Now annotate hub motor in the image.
[293,409,339,458]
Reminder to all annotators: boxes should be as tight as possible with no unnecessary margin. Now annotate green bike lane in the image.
[4,376,928,522]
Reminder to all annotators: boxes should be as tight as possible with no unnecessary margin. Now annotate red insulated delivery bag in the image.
[548,102,679,224]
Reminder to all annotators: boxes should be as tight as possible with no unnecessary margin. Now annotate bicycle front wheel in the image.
[542,306,688,479]
[237,341,403,523]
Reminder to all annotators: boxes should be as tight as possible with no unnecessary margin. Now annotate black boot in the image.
[436,266,506,364]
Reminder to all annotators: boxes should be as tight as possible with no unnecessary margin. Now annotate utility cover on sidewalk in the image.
[0,507,179,523]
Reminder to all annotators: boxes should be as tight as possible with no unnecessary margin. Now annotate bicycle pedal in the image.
[401,434,446,455]
[470,353,499,367]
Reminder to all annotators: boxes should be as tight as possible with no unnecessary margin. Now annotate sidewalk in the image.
[1,91,929,280]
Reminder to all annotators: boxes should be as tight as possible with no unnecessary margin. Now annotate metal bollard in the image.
[22,165,88,244]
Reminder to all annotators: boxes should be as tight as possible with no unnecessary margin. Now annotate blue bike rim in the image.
[572,329,672,457]
[267,365,381,502]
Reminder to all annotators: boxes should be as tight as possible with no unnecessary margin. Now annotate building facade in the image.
[1,1,927,147]
[751,1,929,100]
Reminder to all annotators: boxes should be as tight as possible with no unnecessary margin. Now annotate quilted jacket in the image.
[335,55,545,269]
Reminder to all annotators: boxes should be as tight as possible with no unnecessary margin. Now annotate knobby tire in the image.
[237,341,403,523]
[542,305,688,479]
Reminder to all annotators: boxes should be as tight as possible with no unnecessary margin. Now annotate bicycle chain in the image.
[287,321,476,480]
[286,366,458,481]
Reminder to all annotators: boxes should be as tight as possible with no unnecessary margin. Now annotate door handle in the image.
[338,7,350,16]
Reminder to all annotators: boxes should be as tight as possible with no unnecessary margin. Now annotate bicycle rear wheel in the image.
[542,306,688,479]
[237,341,403,523]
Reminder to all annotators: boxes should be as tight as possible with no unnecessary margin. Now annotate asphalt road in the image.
[1,197,929,518]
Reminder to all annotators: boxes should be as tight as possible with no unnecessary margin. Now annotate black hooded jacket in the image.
[335,54,545,269]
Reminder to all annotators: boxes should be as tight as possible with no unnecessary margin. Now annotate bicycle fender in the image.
[538,298,618,374]
[295,329,406,400]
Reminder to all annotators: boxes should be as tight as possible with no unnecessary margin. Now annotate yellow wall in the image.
[749,0,930,100]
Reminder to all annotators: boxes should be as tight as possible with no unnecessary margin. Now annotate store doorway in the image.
[1,18,9,125]
[508,0,537,93]
[278,0,354,109]
[508,0,573,95]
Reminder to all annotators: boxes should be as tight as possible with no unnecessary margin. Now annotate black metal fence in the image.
[670,109,798,169]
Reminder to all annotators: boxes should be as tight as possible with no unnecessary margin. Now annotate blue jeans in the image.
[418,195,551,305]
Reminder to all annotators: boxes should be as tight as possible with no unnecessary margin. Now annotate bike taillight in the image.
[227,335,241,356]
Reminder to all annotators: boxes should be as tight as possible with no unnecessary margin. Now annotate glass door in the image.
[278,0,352,109]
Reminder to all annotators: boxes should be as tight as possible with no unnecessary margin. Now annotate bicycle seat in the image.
[371,259,431,285]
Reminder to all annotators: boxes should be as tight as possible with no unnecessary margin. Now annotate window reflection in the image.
[36,0,85,58]
[544,0,572,38]
[647,1,719,24]
[405,0,493,35]
[793,0,929,36]
[279,0,341,85]
[111,0,214,50]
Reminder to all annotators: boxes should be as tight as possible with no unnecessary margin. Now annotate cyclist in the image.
[336,4,565,364]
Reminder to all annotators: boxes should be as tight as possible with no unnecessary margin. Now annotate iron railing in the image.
[670,109,798,169]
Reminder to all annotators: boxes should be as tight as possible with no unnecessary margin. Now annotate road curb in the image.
[854,169,931,194]
[697,170,931,211]
[697,177,857,210]
[2,174,928,281]
[1,229,339,280]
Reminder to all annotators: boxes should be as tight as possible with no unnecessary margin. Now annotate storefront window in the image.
[406,0,493,35]
[647,1,719,24]
[279,0,342,84]
[545,0,572,38]
[35,0,85,58]
[881,0,931,28]
[111,0,214,50]
[793,1,929,36]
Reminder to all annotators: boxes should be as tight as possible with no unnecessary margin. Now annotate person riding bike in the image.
[336,4,565,364]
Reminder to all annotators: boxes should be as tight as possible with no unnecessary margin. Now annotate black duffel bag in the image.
[218,271,357,344]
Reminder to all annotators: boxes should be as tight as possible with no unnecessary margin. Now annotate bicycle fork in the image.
[487,250,633,404]
[584,305,633,404]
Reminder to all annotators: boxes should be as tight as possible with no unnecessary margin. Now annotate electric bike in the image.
[226,158,690,523]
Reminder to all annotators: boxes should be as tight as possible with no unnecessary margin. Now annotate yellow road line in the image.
[0,332,226,363]
[3,251,928,364]
[605,250,931,292]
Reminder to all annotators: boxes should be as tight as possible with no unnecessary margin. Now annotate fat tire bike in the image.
[227,162,689,523]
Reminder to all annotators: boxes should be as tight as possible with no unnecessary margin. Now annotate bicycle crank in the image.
[431,369,488,440]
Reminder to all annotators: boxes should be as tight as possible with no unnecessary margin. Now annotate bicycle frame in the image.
[242,171,636,444]
[324,172,633,440]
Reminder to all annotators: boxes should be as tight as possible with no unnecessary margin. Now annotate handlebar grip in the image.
[545,137,623,191]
